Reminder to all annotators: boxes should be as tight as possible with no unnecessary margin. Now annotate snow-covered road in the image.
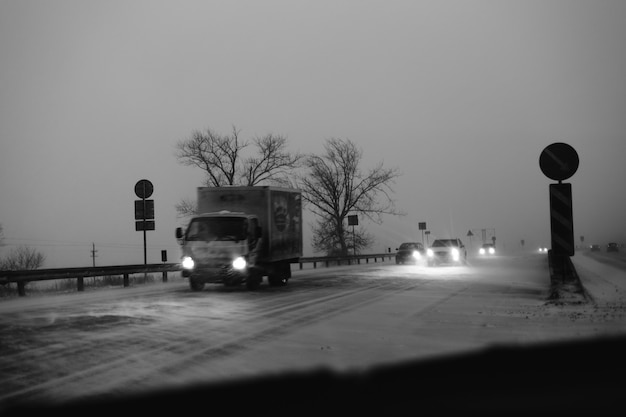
[1,251,624,412]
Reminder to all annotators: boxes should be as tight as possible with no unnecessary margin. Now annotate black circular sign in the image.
[134,179,154,199]
[539,142,579,181]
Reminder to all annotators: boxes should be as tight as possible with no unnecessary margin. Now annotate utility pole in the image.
[90,242,98,267]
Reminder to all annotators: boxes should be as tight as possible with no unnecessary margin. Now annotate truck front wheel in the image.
[268,261,291,286]
[189,278,205,291]
[246,270,262,290]
[268,275,288,286]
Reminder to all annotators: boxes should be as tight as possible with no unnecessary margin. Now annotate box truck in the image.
[175,186,302,290]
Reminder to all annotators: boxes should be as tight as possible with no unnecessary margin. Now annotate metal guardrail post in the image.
[77,277,84,292]
[123,274,130,287]
[162,271,168,283]
[17,281,25,297]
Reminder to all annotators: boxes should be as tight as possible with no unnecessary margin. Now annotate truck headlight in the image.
[451,248,460,261]
[232,256,247,270]
[182,256,195,269]
[427,249,434,257]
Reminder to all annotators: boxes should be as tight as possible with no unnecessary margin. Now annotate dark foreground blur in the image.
[4,334,625,416]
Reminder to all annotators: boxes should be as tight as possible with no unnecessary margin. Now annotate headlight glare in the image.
[412,250,421,259]
[182,256,195,269]
[427,249,434,257]
[232,256,247,270]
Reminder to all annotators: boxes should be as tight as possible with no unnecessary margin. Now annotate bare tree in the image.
[299,138,403,256]
[174,197,198,220]
[242,134,302,187]
[0,245,45,270]
[175,126,303,218]
[175,125,246,187]
[311,215,374,256]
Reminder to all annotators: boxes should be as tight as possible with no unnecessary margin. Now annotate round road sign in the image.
[539,142,579,181]
[134,179,154,199]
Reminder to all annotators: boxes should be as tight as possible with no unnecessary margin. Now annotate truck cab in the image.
[176,211,263,290]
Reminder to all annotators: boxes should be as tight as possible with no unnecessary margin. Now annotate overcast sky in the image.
[1,0,625,268]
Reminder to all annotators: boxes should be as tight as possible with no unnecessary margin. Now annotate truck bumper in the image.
[186,266,248,285]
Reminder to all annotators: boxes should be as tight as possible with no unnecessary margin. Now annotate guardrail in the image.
[296,253,393,269]
[0,253,394,297]
[0,263,183,297]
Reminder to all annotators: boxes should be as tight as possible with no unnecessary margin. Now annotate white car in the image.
[427,238,467,266]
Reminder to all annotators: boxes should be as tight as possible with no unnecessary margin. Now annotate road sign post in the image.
[539,143,579,277]
[419,222,426,245]
[539,142,579,183]
[134,179,155,265]
[348,215,358,257]
[549,183,574,256]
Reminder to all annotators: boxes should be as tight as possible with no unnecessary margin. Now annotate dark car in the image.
[607,242,619,252]
[426,238,467,266]
[395,242,426,265]
[590,244,601,252]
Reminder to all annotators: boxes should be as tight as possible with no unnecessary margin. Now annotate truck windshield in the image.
[186,217,248,242]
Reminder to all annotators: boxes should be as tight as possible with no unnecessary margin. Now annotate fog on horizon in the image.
[1,0,625,268]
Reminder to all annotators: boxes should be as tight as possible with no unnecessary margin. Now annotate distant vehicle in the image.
[395,242,426,265]
[590,244,601,252]
[607,242,619,253]
[427,238,467,266]
[538,247,549,253]
[175,186,302,291]
[478,243,496,256]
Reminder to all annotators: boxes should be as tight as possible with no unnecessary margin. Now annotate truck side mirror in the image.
[256,226,262,238]
[175,227,183,239]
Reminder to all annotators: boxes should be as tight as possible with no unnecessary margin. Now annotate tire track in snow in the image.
[0,275,432,404]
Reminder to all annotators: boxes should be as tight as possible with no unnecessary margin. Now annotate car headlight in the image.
[412,250,421,259]
[479,248,485,255]
[182,256,195,269]
[232,256,247,270]
[451,248,460,260]
[427,249,434,257]
[489,247,495,255]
